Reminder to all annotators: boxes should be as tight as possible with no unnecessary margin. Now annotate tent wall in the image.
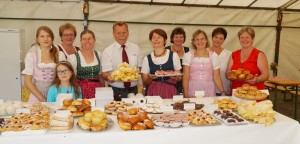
[0,1,298,80]
[279,12,300,80]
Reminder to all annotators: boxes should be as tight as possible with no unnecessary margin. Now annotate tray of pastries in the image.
[233,84,268,100]
[187,110,220,126]
[151,112,189,128]
[104,101,133,115]
[77,110,112,132]
[0,111,50,136]
[111,62,140,82]
[153,70,182,77]
[213,110,248,125]
[213,98,238,110]
[117,108,154,131]
[59,99,91,117]
[228,68,254,81]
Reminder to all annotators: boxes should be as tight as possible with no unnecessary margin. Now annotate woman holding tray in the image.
[226,27,269,91]
[141,28,182,99]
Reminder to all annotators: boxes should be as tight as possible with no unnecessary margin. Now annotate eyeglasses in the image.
[57,69,70,75]
[62,34,75,38]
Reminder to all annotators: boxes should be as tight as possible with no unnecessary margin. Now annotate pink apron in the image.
[188,51,215,97]
[28,50,55,102]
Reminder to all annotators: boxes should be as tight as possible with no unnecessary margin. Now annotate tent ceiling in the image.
[8,0,300,11]
[88,0,300,11]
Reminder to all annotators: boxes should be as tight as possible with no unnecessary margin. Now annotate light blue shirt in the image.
[47,85,82,102]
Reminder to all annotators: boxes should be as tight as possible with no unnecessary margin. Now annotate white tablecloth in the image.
[1,98,300,144]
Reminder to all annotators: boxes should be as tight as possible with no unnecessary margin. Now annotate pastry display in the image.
[228,68,254,80]
[59,99,91,117]
[155,70,182,76]
[187,110,218,126]
[111,62,140,82]
[50,112,73,132]
[151,112,189,128]
[104,101,133,115]
[0,111,50,132]
[0,101,23,115]
[233,84,268,100]
[117,108,154,130]
[214,99,238,110]
[237,100,276,126]
[77,110,110,131]
[213,110,248,125]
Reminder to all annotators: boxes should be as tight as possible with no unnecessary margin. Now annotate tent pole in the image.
[83,0,89,30]
[274,10,283,66]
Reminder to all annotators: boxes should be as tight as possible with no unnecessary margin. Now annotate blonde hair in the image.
[59,23,77,37]
[238,26,255,39]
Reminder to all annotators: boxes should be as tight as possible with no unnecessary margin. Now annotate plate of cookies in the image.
[233,84,268,100]
[104,101,133,115]
[213,98,238,111]
[187,110,221,126]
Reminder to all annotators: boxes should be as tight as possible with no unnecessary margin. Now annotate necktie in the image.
[122,45,131,89]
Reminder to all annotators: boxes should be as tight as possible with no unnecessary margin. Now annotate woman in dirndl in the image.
[182,29,225,98]
[22,26,66,102]
[141,29,182,99]
[68,30,103,99]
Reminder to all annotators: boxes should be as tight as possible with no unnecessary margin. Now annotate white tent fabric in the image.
[0,0,299,80]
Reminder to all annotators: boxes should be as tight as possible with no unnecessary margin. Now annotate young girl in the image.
[22,26,66,102]
[47,61,82,102]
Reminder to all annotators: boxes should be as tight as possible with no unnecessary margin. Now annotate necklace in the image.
[154,49,166,57]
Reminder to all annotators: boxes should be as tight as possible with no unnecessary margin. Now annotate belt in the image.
[78,78,100,82]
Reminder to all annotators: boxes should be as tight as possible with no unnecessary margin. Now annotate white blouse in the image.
[141,49,182,74]
[68,50,102,74]
[22,45,66,75]
[182,50,221,70]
